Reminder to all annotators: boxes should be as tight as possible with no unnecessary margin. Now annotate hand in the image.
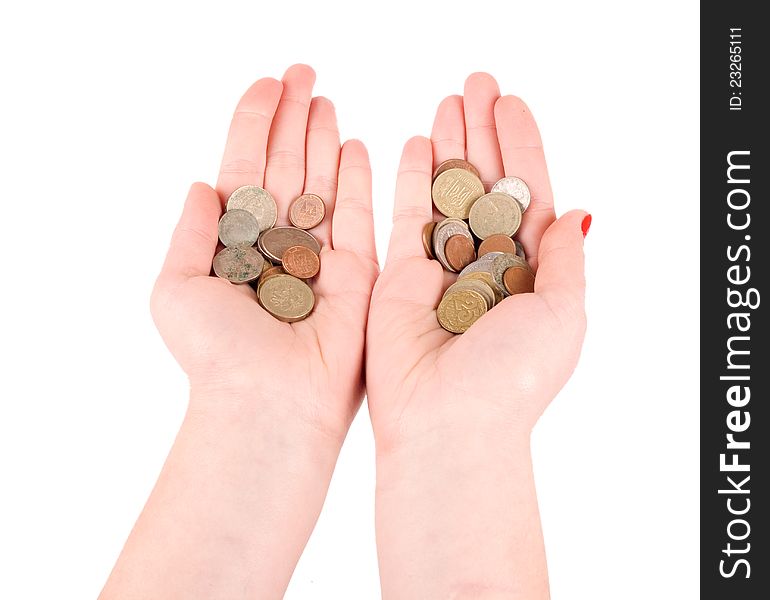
[366,73,588,598]
[151,64,378,440]
[102,65,378,600]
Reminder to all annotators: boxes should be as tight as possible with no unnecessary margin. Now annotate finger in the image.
[534,210,589,320]
[158,183,221,282]
[216,77,283,202]
[494,95,555,269]
[331,139,377,263]
[430,95,466,167]
[385,136,434,265]
[463,72,504,189]
[264,64,316,215]
[303,97,340,247]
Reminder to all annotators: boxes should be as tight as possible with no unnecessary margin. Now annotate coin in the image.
[437,288,488,333]
[282,245,320,279]
[503,266,535,295]
[468,192,522,240]
[212,246,264,283]
[258,273,315,322]
[477,234,517,257]
[490,252,532,295]
[289,194,326,230]
[258,226,321,263]
[226,185,278,232]
[491,176,531,212]
[446,279,496,310]
[433,158,481,180]
[432,218,473,272]
[422,222,436,259]
[458,271,504,305]
[218,209,260,248]
[444,235,476,271]
[432,168,485,219]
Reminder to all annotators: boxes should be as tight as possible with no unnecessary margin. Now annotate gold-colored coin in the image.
[468,192,522,240]
[258,273,315,323]
[433,158,481,180]
[437,288,488,333]
[445,279,496,311]
[431,168,485,219]
[458,271,504,306]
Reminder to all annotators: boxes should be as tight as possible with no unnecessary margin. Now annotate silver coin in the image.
[468,192,522,239]
[457,252,504,278]
[432,218,473,273]
[490,252,532,295]
[226,185,278,232]
[258,226,321,263]
[515,240,526,259]
[491,176,531,212]
[457,253,507,297]
[212,246,265,283]
[218,209,260,248]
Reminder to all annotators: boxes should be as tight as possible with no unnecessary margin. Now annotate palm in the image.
[152,66,377,438]
[367,74,587,447]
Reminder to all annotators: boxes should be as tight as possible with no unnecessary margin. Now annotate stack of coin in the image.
[426,160,535,334]
[212,185,325,322]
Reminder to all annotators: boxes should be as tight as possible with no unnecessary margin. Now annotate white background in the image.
[0,1,699,598]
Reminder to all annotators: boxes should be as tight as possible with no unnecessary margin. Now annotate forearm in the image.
[100,390,344,600]
[375,424,548,600]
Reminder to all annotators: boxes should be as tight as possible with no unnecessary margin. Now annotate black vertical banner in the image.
[701,2,768,599]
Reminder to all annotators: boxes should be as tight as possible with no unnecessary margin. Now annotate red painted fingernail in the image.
[581,214,592,238]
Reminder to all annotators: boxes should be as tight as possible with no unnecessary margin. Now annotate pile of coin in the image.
[212,185,325,322]
[425,159,535,334]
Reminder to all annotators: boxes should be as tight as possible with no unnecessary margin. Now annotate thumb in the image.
[535,210,590,319]
[158,182,221,283]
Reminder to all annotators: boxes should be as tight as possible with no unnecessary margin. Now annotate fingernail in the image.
[581,214,592,238]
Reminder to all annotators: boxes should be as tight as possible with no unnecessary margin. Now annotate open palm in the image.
[367,73,588,450]
[151,65,378,439]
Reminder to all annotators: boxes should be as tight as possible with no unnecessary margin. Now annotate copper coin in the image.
[478,234,517,257]
[433,159,481,181]
[503,266,535,295]
[422,222,436,259]
[282,245,320,279]
[444,235,476,271]
[258,226,321,262]
[289,194,326,229]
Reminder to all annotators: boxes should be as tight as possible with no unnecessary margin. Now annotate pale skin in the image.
[101,66,588,600]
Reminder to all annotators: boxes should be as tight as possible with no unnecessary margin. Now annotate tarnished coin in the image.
[433,158,481,180]
[515,240,526,259]
[259,226,321,263]
[477,234,517,257]
[437,288,488,334]
[468,192,522,240]
[432,168,485,219]
[503,266,535,295]
[289,194,326,230]
[445,235,476,272]
[490,252,532,295]
[433,218,473,272]
[218,209,260,248]
[213,246,264,283]
[282,245,320,279]
[226,185,278,232]
[458,271,504,305]
[258,273,315,322]
[491,176,531,212]
[422,222,436,259]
